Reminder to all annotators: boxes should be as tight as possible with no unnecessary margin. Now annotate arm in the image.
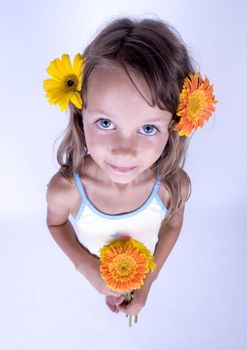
[47,219,94,275]
[46,172,122,297]
[144,204,185,287]
[144,170,190,287]
[46,173,90,271]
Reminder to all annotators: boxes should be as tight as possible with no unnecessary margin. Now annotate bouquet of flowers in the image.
[99,236,156,327]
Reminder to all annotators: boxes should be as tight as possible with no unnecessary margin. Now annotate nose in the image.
[110,134,138,158]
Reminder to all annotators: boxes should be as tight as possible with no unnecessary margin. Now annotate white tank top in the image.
[71,168,167,257]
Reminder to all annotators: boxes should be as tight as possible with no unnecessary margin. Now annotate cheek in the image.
[143,133,169,156]
[82,114,97,144]
[159,135,169,157]
[149,135,169,165]
[83,124,110,151]
[83,123,97,144]
[160,133,169,151]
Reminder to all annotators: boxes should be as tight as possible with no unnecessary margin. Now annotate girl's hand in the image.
[105,295,125,313]
[117,284,152,316]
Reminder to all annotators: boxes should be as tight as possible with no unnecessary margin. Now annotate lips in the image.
[108,163,136,173]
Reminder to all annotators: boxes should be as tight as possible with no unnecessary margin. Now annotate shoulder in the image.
[158,168,191,210]
[46,171,75,197]
[179,169,191,205]
[158,169,191,230]
[46,171,76,226]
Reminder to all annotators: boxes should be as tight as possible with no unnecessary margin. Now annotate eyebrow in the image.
[87,108,171,123]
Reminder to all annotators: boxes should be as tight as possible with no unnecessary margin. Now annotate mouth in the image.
[107,163,137,173]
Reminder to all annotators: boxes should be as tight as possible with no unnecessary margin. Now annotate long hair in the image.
[56,16,195,226]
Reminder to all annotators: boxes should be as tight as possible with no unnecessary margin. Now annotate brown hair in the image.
[56,16,195,226]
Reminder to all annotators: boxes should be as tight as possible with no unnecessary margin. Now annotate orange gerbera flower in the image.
[174,72,218,137]
[99,237,156,327]
[100,238,156,293]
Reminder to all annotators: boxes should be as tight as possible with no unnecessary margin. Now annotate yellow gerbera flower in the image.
[43,53,84,112]
[99,238,156,293]
[174,72,218,137]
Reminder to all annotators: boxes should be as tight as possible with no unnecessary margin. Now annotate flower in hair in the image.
[174,72,218,137]
[43,54,84,111]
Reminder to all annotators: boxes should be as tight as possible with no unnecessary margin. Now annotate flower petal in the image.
[175,72,218,137]
[61,54,73,74]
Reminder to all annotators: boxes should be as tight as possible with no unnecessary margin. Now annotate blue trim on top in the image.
[155,193,168,214]
[72,166,166,221]
[72,171,86,222]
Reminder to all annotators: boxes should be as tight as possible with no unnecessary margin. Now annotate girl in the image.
[44,17,217,317]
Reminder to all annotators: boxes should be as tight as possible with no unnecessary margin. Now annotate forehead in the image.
[86,65,151,101]
[84,65,169,118]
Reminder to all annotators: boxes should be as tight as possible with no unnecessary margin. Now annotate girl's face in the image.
[82,65,172,186]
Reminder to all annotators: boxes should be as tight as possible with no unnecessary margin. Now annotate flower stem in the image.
[124,291,139,327]
[125,292,133,327]
[129,315,132,327]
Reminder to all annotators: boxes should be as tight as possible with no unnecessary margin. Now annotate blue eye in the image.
[95,118,159,135]
[96,119,114,129]
[141,124,159,136]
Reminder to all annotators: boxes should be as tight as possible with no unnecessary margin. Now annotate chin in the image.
[107,173,136,184]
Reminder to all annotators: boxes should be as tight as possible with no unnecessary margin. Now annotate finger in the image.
[106,301,118,313]
[119,305,136,316]
[114,305,119,313]
[106,302,114,312]
[115,295,125,305]
[105,296,122,313]
[119,299,136,313]
[118,304,127,313]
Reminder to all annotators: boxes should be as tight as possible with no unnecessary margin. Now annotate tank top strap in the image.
[72,170,87,201]
[153,163,161,194]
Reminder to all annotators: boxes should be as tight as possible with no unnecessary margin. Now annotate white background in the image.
[0,0,246,349]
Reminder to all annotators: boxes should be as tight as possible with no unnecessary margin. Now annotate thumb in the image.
[115,295,125,305]
[118,302,128,312]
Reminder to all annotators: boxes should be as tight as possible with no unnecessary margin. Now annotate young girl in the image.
[44,17,217,317]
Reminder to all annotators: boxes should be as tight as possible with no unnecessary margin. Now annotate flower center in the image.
[187,90,207,121]
[63,74,79,92]
[109,254,137,279]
